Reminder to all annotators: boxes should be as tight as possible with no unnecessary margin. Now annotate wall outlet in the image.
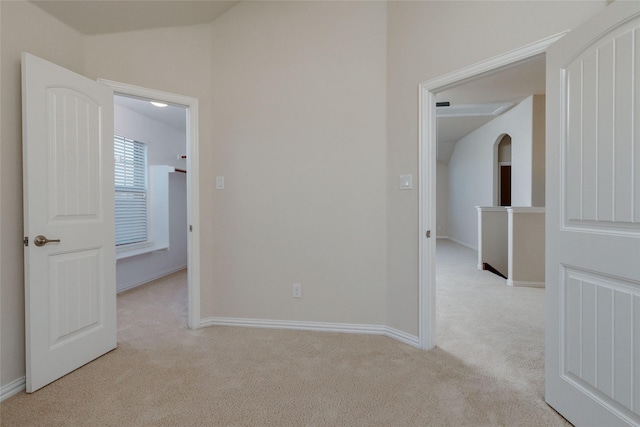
[292,283,302,298]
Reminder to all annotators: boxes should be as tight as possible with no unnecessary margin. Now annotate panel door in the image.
[22,53,116,392]
[545,3,640,425]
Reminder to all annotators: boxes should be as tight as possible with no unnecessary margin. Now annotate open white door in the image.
[546,3,640,425]
[22,53,116,392]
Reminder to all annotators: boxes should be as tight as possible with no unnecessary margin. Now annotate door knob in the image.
[34,235,61,247]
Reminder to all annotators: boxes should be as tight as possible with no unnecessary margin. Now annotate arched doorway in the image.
[496,134,512,207]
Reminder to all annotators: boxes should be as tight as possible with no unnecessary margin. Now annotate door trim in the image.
[416,32,567,350]
[98,79,201,330]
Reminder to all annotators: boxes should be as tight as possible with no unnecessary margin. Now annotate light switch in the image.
[216,176,224,190]
[399,174,413,190]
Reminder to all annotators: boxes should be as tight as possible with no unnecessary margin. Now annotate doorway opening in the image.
[418,33,565,350]
[497,134,512,207]
[113,93,188,320]
[99,79,201,330]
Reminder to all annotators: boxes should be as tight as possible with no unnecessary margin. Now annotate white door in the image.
[22,53,116,393]
[546,2,640,426]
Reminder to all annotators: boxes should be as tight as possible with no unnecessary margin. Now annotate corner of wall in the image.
[531,94,546,207]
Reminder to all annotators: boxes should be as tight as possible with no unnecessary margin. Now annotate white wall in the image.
[448,97,535,249]
[531,95,546,207]
[436,161,449,237]
[115,104,187,169]
[510,97,535,207]
[114,104,188,292]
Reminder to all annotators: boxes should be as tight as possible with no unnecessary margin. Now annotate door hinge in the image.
[426,230,431,238]
[23,236,29,247]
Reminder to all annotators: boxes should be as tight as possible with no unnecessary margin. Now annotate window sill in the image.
[116,241,169,260]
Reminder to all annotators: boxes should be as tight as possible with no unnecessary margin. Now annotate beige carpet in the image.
[1,242,569,426]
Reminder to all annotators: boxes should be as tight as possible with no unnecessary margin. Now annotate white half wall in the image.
[507,207,545,287]
[477,207,508,276]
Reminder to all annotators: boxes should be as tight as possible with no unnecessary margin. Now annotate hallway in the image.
[436,239,549,400]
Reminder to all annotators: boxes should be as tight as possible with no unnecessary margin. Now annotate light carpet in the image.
[1,240,568,426]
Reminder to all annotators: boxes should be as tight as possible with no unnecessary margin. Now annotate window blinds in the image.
[114,135,147,246]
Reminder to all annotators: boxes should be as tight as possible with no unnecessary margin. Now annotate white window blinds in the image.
[114,135,147,246]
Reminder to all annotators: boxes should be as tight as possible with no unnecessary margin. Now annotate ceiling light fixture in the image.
[150,101,168,108]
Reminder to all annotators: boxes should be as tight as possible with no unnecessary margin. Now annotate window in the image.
[114,135,147,246]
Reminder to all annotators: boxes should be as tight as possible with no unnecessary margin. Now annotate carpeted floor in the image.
[1,240,568,426]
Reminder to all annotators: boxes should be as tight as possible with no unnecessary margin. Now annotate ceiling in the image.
[115,95,187,132]
[30,0,239,35]
[436,54,546,164]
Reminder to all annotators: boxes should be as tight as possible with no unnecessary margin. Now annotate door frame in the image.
[98,79,201,329]
[416,32,567,350]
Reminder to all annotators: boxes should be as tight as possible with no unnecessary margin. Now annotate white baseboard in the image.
[446,237,477,251]
[116,264,187,293]
[384,326,421,347]
[436,235,449,239]
[507,279,545,288]
[200,317,420,348]
[1,376,25,402]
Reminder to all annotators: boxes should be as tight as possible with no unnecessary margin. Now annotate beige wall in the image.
[207,1,388,323]
[386,1,607,335]
[508,209,545,284]
[0,0,85,387]
[83,23,215,301]
[0,0,610,390]
[1,0,389,391]
[85,1,388,326]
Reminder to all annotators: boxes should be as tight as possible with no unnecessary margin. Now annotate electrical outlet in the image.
[292,283,302,298]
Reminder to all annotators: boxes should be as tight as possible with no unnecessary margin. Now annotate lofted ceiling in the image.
[436,54,546,164]
[30,0,240,35]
